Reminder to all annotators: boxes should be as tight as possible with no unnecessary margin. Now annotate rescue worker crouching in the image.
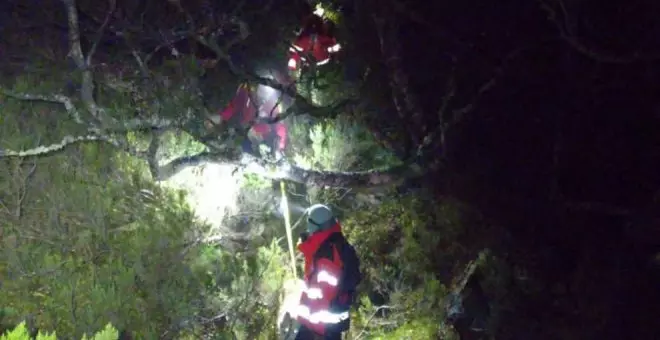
[294,204,362,340]
[247,97,288,159]
[247,122,287,159]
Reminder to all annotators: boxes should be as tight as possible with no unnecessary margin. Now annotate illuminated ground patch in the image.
[158,162,243,230]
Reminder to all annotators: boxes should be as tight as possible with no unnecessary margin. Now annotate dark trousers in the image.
[294,325,342,340]
[241,138,258,156]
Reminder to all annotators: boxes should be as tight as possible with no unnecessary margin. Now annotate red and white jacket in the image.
[294,224,352,335]
[288,15,341,71]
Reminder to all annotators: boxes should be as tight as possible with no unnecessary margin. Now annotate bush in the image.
[284,112,467,338]
[0,149,205,338]
[190,240,292,339]
[1,322,118,340]
[0,95,293,338]
[343,194,468,339]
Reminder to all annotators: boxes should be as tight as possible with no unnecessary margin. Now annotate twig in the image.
[538,0,660,64]
[0,134,121,157]
[355,305,393,340]
[61,0,106,121]
[0,87,84,125]
[147,129,162,179]
[15,159,37,218]
[85,0,117,65]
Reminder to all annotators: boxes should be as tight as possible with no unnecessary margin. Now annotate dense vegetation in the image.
[2,0,659,339]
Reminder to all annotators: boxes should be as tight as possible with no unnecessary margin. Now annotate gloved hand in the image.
[299,232,310,243]
[274,149,285,161]
[258,143,272,157]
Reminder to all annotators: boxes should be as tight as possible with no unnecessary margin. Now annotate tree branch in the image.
[61,0,106,122]
[0,87,84,124]
[0,134,126,157]
[449,45,530,126]
[154,149,426,189]
[1,2,429,191]
[85,0,117,65]
[373,13,426,146]
[0,86,181,133]
[539,0,660,64]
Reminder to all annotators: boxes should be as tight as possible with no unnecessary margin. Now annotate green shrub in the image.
[0,322,118,340]
[343,195,467,339]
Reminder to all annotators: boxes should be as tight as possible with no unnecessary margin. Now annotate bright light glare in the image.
[156,156,293,243]
[258,84,278,100]
[158,162,243,230]
[328,43,341,53]
[313,5,325,17]
[278,197,287,215]
[275,162,292,178]
[278,278,306,327]
[288,58,297,69]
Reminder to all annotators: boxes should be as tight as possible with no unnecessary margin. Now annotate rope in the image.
[280,181,298,277]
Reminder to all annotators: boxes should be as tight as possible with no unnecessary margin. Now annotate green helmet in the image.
[306,204,336,234]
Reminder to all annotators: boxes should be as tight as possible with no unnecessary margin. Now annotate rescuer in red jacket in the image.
[205,84,256,129]
[288,12,341,71]
[205,81,290,158]
[248,81,291,158]
[294,204,361,340]
[249,120,287,158]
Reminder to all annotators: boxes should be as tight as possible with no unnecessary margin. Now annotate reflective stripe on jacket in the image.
[295,224,350,335]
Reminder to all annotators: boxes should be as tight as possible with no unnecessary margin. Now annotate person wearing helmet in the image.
[204,77,291,158]
[247,84,290,159]
[293,204,361,340]
[288,11,341,72]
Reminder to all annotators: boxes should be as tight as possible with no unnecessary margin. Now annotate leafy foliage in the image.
[190,240,291,339]
[293,115,399,171]
[1,322,118,340]
[0,94,291,339]
[285,110,468,338]
[342,195,468,339]
[288,114,401,207]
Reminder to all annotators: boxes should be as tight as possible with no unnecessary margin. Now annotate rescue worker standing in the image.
[294,204,361,340]
[288,9,341,71]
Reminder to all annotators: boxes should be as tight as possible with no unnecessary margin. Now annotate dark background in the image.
[375,0,660,338]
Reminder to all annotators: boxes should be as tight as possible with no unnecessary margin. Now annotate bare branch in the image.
[154,149,426,190]
[539,0,660,64]
[85,0,117,65]
[153,151,226,181]
[118,116,180,131]
[15,159,37,219]
[61,0,85,69]
[276,162,424,190]
[146,129,162,179]
[355,305,394,340]
[0,134,132,157]
[0,86,180,133]
[373,13,427,145]
[0,87,84,124]
[61,0,106,121]
[445,45,534,131]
